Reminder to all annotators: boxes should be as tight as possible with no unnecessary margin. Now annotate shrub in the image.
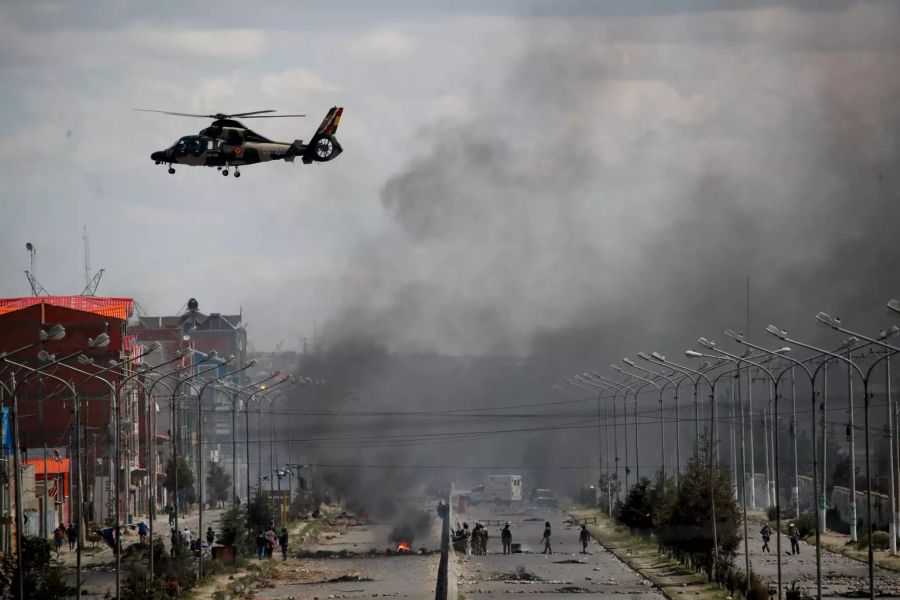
[856,529,890,551]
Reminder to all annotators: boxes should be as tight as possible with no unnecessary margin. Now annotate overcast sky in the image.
[1,1,897,354]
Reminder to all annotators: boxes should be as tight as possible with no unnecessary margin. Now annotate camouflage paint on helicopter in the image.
[143,106,343,177]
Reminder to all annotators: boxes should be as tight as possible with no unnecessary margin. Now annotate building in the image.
[0,295,139,542]
[131,299,249,510]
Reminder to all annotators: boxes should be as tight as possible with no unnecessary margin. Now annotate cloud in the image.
[350,27,415,60]
[260,68,342,96]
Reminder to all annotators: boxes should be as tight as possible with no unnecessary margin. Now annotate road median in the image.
[570,508,733,600]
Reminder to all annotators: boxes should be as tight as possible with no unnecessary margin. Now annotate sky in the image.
[1,0,898,356]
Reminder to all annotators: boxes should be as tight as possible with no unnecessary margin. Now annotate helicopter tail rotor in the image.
[302,107,344,164]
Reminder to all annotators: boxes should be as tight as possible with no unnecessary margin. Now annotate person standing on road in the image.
[138,521,148,544]
[759,524,773,553]
[256,529,266,560]
[67,523,77,551]
[579,525,590,554]
[788,523,800,555]
[279,527,289,561]
[53,524,66,554]
[265,527,277,559]
[540,521,552,554]
[501,522,512,555]
[480,524,489,555]
[206,526,215,547]
[463,522,471,555]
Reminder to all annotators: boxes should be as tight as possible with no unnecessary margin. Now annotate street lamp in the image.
[582,374,636,493]
[194,358,256,580]
[615,362,666,481]
[694,339,786,600]
[0,324,66,361]
[6,334,109,600]
[628,357,682,485]
[51,342,159,600]
[1,364,78,597]
[169,352,231,535]
[815,313,900,554]
[565,377,617,509]
[766,324,898,600]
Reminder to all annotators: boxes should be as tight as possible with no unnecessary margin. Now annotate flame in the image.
[397,541,410,552]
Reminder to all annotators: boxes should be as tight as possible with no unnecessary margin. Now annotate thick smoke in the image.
[288,4,900,502]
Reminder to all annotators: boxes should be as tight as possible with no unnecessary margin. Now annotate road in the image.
[455,503,666,599]
[739,528,900,598]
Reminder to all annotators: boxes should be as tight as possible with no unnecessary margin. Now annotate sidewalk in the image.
[570,508,732,600]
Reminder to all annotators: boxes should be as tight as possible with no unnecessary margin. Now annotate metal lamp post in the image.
[52,342,159,600]
[562,378,612,504]
[629,357,682,485]
[7,333,109,600]
[567,378,617,506]
[169,352,230,535]
[615,362,666,481]
[583,374,636,493]
[695,338,785,600]
[816,312,900,554]
[195,359,256,580]
[766,324,898,600]
[2,364,77,597]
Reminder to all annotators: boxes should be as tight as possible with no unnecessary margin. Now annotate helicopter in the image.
[138,106,343,177]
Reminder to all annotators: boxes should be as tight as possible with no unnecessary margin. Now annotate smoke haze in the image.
[281,2,900,501]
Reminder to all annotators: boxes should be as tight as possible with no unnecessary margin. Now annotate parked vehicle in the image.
[530,488,559,508]
[461,475,523,505]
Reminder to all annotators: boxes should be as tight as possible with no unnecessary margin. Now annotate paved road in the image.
[456,503,666,599]
[739,528,900,598]
[249,503,442,599]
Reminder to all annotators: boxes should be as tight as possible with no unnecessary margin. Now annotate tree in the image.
[247,489,274,534]
[657,435,740,578]
[618,478,655,532]
[205,461,232,508]
[0,536,74,599]
[164,456,196,512]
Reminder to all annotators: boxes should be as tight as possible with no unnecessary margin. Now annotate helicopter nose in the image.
[151,150,167,163]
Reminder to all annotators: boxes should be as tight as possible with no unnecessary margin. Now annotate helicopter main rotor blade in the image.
[240,114,307,118]
[227,110,278,117]
[134,108,212,117]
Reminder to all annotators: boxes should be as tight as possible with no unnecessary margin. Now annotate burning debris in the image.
[387,508,433,552]
[492,566,542,582]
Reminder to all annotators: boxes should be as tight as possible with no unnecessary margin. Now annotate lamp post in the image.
[628,357,682,485]
[7,333,109,600]
[596,372,658,485]
[815,312,900,554]
[615,363,666,481]
[2,364,77,597]
[649,352,721,580]
[694,339,785,600]
[565,378,617,506]
[766,324,898,600]
[242,374,287,529]
[195,359,255,580]
[583,375,635,493]
[169,352,229,536]
[220,373,282,509]
[52,343,158,600]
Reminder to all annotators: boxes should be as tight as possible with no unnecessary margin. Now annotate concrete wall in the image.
[831,486,891,529]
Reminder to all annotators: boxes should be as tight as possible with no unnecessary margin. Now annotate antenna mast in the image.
[80,226,104,296]
[24,242,49,296]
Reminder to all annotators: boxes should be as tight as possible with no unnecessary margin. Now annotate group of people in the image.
[52,523,78,553]
[759,522,801,555]
[452,520,591,555]
[256,522,290,560]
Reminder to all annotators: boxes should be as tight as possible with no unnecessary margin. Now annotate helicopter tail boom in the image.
[301,106,343,164]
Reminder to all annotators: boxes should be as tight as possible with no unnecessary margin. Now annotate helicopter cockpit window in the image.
[175,136,202,155]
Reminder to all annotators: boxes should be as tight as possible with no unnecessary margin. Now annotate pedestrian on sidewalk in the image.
[540,521,552,554]
[788,523,800,555]
[265,527,277,559]
[759,524,773,553]
[53,524,66,554]
[501,522,512,555]
[256,529,267,560]
[279,527,289,561]
[67,523,77,551]
[579,525,590,554]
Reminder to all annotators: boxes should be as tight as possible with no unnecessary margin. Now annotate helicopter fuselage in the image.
[148,107,343,177]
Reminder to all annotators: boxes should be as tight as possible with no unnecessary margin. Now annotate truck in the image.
[463,475,523,505]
